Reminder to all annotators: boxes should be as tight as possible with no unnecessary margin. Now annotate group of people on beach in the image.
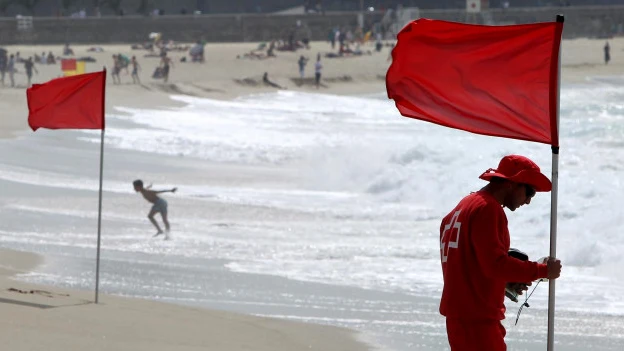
[296,53,323,88]
[0,44,85,88]
[0,50,39,88]
[110,54,142,84]
[109,51,173,85]
[326,26,378,57]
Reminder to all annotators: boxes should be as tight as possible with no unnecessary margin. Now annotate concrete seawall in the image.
[1,6,623,45]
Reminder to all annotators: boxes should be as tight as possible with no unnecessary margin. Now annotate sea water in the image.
[1,82,623,350]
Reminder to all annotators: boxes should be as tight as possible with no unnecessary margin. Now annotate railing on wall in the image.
[16,15,34,31]
[0,6,623,45]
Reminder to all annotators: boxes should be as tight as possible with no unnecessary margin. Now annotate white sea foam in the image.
[1,86,624,324]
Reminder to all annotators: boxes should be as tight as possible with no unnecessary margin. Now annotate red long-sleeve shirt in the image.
[439,190,548,320]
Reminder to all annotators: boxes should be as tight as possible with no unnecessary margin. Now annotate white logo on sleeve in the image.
[440,210,462,263]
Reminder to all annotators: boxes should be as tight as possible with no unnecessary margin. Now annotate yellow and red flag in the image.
[61,58,86,76]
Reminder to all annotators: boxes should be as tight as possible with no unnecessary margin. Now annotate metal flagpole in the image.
[547,14,564,351]
[95,68,106,304]
[95,128,104,303]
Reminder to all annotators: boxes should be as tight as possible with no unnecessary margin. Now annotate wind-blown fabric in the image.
[386,19,563,146]
[27,71,105,131]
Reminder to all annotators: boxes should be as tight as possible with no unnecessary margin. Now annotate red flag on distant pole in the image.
[26,69,107,305]
[386,19,563,147]
[27,70,105,131]
[60,58,77,71]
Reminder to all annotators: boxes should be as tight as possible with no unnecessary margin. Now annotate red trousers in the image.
[446,319,507,351]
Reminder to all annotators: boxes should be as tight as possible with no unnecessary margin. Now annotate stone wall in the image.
[1,6,623,45]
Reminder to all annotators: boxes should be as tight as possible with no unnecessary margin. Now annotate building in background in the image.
[0,0,621,17]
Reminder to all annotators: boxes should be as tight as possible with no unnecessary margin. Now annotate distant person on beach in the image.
[297,55,308,80]
[160,52,172,83]
[0,51,6,86]
[189,40,205,62]
[267,40,276,57]
[314,54,322,89]
[604,41,611,65]
[117,53,130,75]
[24,57,38,87]
[7,54,15,88]
[439,155,562,350]
[133,179,177,238]
[262,72,284,89]
[47,51,56,64]
[131,56,141,84]
[328,28,336,49]
[63,43,74,56]
[111,54,121,84]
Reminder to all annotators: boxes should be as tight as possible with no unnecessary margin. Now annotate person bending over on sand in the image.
[439,155,562,350]
[133,179,177,238]
[262,72,284,89]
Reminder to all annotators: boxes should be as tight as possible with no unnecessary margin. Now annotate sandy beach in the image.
[2,37,622,138]
[2,35,624,351]
[0,249,369,351]
[1,40,392,138]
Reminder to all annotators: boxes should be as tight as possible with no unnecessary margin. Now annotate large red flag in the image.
[386,19,563,146]
[27,71,106,131]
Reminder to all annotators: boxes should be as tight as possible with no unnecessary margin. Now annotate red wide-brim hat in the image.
[479,155,552,192]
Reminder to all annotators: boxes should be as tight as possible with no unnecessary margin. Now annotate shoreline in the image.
[0,248,373,351]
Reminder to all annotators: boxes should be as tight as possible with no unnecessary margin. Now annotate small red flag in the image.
[386,19,563,146]
[61,58,77,71]
[27,71,106,131]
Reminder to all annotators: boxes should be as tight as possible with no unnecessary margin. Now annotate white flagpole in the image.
[95,128,104,303]
[547,14,564,351]
[95,68,106,304]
